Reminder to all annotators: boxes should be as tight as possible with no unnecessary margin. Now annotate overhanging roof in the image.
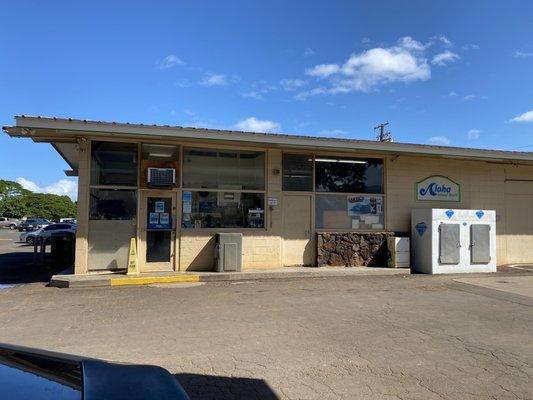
[3,115,533,164]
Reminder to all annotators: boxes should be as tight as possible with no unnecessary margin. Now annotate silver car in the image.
[20,223,76,245]
[0,217,19,230]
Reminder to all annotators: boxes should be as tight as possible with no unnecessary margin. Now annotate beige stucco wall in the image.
[385,154,533,265]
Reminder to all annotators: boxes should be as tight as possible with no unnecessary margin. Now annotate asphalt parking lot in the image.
[0,257,532,399]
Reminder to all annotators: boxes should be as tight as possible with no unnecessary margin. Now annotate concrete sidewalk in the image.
[50,266,410,288]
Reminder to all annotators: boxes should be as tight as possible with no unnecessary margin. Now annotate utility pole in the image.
[374,122,392,142]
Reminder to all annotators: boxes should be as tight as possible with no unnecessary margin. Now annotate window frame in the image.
[281,151,387,232]
[90,140,139,188]
[181,146,268,231]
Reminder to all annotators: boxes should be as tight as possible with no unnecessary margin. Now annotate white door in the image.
[282,195,314,266]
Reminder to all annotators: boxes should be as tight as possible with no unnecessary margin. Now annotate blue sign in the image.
[445,209,455,219]
[415,222,427,236]
[476,210,484,219]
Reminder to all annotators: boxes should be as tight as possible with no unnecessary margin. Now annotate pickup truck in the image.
[0,217,19,230]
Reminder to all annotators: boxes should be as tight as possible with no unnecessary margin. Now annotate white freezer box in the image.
[411,208,496,274]
[387,237,410,268]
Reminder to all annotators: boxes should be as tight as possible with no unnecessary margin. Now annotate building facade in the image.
[4,116,533,274]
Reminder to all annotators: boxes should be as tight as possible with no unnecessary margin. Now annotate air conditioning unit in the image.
[147,168,176,187]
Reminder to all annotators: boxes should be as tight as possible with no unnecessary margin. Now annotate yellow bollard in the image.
[127,238,139,275]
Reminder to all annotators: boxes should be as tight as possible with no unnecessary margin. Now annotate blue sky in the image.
[1,0,532,200]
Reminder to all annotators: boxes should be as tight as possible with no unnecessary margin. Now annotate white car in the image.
[0,217,19,230]
[20,223,76,245]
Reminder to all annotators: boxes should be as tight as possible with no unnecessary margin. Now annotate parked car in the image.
[18,218,50,232]
[20,223,76,245]
[0,217,19,230]
[0,343,190,400]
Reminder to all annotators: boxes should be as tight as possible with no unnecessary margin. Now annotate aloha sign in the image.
[416,175,460,202]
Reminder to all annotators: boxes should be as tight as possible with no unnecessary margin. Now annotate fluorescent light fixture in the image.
[315,158,367,164]
[147,152,173,158]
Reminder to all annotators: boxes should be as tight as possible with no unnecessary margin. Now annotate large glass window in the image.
[282,153,313,191]
[91,141,138,186]
[182,191,264,229]
[89,189,137,220]
[315,194,384,230]
[183,148,265,190]
[315,157,383,194]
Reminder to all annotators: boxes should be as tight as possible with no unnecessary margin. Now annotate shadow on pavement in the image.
[0,250,64,284]
[174,373,278,400]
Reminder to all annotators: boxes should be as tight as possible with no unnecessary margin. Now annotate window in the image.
[183,148,265,190]
[91,141,138,186]
[89,189,137,220]
[315,194,384,230]
[182,191,264,229]
[315,157,383,194]
[282,153,313,191]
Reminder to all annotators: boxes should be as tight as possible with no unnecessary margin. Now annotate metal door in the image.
[138,191,176,272]
[439,223,460,264]
[470,224,491,264]
[282,195,313,266]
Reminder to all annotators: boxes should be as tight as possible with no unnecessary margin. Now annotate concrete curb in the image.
[50,268,411,288]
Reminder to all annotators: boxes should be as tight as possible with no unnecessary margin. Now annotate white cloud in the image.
[510,110,533,123]
[235,117,280,133]
[301,36,431,95]
[514,51,533,58]
[305,64,341,78]
[241,91,263,100]
[431,50,460,66]
[437,35,453,47]
[303,47,316,57]
[448,91,457,97]
[428,136,451,146]
[199,73,236,86]
[462,44,479,51]
[463,94,476,101]
[467,128,481,140]
[16,178,77,201]
[279,79,307,91]
[157,54,184,69]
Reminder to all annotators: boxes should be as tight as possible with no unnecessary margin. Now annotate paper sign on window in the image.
[155,201,165,213]
[149,212,159,225]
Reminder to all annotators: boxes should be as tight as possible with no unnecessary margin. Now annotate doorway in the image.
[282,194,314,266]
[139,191,177,272]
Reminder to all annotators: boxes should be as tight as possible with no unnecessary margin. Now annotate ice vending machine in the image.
[411,209,496,274]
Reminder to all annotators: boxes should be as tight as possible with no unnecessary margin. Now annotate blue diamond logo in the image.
[415,222,427,237]
[476,210,484,219]
[445,210,454,219]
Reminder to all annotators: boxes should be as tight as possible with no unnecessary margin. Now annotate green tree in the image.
[0,179,30,201]
[0,180,77,221]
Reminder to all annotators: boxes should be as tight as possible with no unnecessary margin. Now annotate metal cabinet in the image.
[215,233,242,272]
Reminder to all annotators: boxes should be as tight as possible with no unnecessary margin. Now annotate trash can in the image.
[50,232,76,267]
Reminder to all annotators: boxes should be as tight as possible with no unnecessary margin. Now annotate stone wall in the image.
[317,232,393,267]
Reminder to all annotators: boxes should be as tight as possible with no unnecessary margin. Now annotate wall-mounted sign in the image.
[416,175,460,202]
[268,197,278,206]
